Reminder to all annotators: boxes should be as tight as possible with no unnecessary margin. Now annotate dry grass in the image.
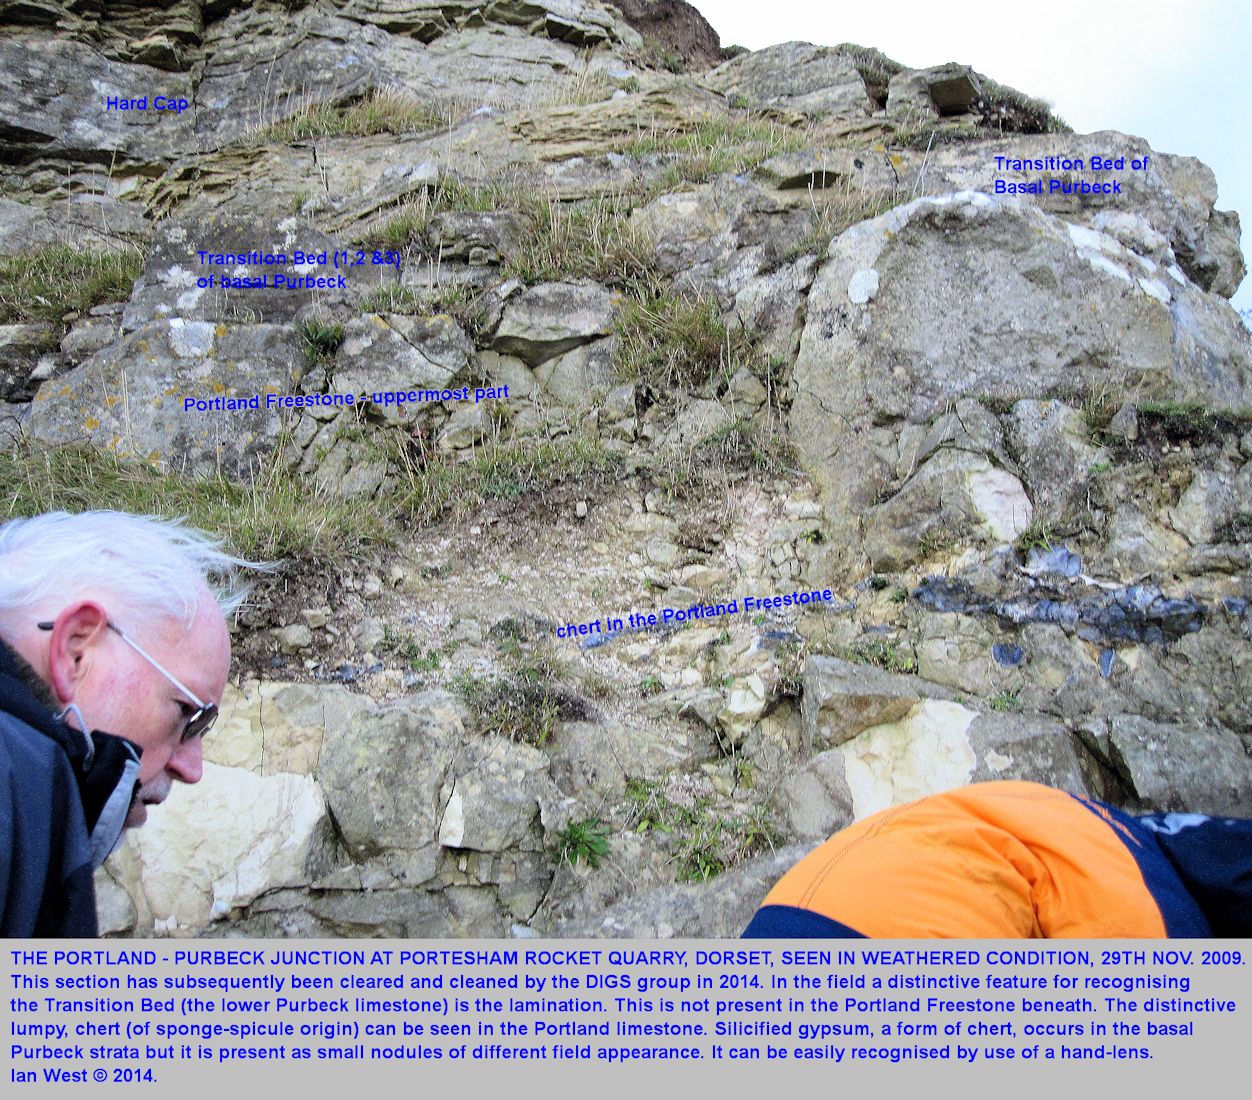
[357,177,510,250]
[505,193,656,289]
[361,181,657,290]
[776,178,908,266]
[390,436,620,525]
[0,245,144,325]
[0,442,388,561]
[613,289,752,392]
[650,415,798,500]
[247,88,464,144]
[625,114,816,188]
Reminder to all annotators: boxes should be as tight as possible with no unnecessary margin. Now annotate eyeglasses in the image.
[37,618,218,743]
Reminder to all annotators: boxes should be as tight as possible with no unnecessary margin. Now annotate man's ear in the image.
[46,601,110,705]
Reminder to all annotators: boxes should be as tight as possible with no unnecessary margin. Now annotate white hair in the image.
[0,511,262,631]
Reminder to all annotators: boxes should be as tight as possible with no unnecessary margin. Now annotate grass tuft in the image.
[360,283,485,334]
[988,690,1020,713]
[0,443,387,561]
[613,290,749,392]
[836,43,906,90]
[774,182,907,266]
[0,245,144,325]
[457,672,560,748]
[650,415,798,500]
[1081,383,1120,442]
[362,183,657,292]
[625,115,814,188]
[975,78,1072,134]
[391,438,620,525]
[505,193,657,289]
[359,177,506,250]
[296,318,345,368]
[251,89,461,144]
[454,652,588,749]
[837,638,918,675]
[623,778,782,883]
[1016,518,1054,553]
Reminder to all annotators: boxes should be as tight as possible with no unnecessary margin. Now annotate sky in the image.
[690,0,1252,312]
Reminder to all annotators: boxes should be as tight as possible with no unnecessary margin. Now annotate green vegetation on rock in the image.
[624,778,781,883]
[1016,518,1055,553]
[0,435,620,563]
[455,635,587,750]
[250,89,460,144]
[975,78,1072,134]
[837,42,906,88]
[1138,400,1252,442]
[556,818,611,869]
[988,690,1021,713]
[360,177,505,250]
[625,115,813,187]
[393,438,620,524]
[296,318,345,367]
[612,289,749,391]
[0,245,144,325]
[455,670,561,748]
[838,637,918,675]
[505,193,655,288]
[0,442,386,561]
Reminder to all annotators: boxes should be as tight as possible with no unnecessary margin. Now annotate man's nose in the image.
[167,735,203,784]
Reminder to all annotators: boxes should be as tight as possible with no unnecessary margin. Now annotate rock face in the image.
[607,0,726,69]
[6,1,1248,939]
[491,282,617,365]
[22,321,306,477]
[790,190,1250,571]
[100,683,570,936]
[100,762,329,933]
[704,43,874,118]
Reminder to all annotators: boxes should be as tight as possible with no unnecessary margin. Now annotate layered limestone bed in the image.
[1,0,1249,938]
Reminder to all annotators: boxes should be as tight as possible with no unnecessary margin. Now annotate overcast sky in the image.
[691,0,1251,311]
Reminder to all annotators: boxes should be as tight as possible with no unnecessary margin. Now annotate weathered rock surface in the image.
[208,679,367,775]
[332,313,475,419]
[703,43,872,118]
[0,36,199,164]
[0,324,57,401]
[801,655,922,749]
[102,763,329,933]
[1082,715,1252,815]
[490,281,616,365]
[553,844,810,938]
[864,449,1033,570]
[790,191,1251,571]
[317,689,469,859]
[22,320,306,476]
[438,739,554,852]
[887,63,981,121]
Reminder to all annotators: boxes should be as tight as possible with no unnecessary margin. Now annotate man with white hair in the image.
[0,510,251,936]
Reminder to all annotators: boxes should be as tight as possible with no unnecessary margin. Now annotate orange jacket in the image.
[744,781,1241,938]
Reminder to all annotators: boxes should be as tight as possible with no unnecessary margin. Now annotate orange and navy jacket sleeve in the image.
[744,781,1222,938]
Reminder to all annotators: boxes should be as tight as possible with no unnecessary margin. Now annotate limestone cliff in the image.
[1,0,1248,938]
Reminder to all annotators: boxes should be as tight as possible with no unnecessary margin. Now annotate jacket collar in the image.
[0,635,143,867]
[0,635,67,737]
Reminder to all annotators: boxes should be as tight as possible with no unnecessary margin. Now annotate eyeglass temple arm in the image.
[38,619,208,709]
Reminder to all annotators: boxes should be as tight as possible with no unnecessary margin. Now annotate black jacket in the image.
[0,640,141,937]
